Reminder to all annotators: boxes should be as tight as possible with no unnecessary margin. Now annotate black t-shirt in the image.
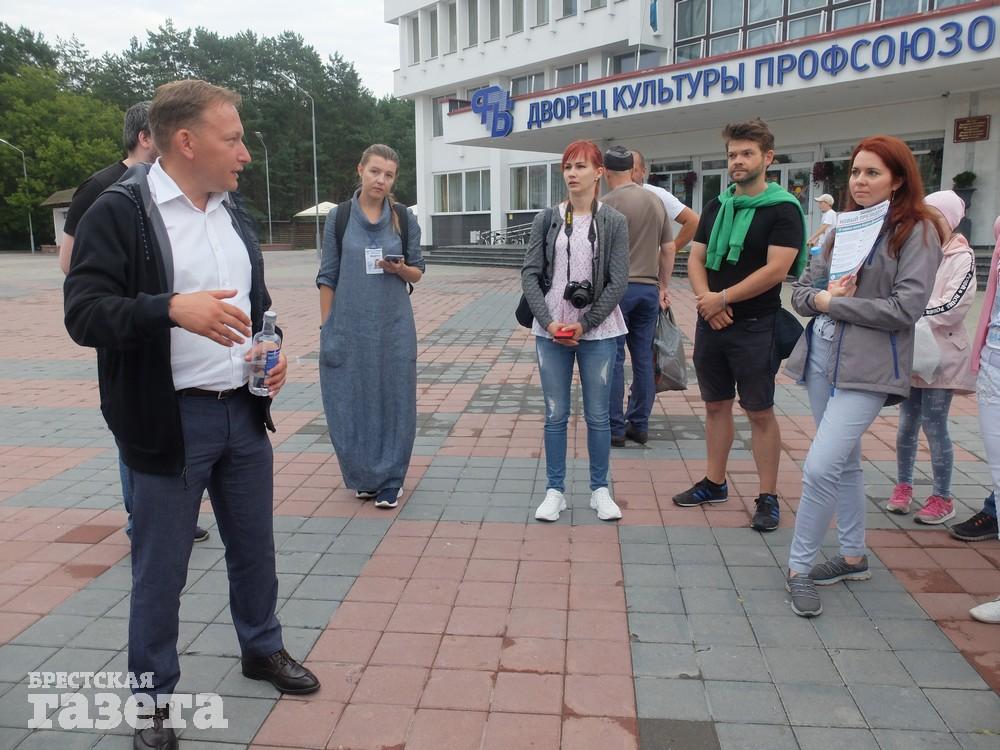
[694,198,804,319]
[63,161,128,236]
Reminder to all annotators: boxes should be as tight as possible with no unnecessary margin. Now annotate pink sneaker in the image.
[886,483,913,514]
[914,495,956,525]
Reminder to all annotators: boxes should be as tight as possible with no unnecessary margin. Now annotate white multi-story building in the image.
[385,0,1000,248]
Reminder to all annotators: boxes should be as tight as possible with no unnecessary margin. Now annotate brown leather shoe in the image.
[241,648,320,694]
[625,424,648,444]
[134,705,177,750]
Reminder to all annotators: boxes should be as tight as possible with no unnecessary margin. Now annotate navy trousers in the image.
[127,389,283,700]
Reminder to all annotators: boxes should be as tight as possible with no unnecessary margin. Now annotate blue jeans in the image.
[128,390,283,700]
[984,492,997,518]
[896,387,955,497]
[120,455,133,537]
[789,333,886,575]
[610,283,660,436]
[536,335,617,492]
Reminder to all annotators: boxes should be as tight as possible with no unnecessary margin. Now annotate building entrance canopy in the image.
[443,7,1000,154]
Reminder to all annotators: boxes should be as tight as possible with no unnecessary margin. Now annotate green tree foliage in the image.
[0,20,416,249]
[0,66,122,247]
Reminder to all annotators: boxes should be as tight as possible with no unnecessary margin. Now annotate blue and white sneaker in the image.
[751,494,780,532]
[672,478,728,507]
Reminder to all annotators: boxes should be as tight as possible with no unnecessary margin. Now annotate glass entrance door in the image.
[700,171,726,211]
[766,164,812,212]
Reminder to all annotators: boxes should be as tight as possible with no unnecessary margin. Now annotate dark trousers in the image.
[610,283,660,436]
[127,389,282,699]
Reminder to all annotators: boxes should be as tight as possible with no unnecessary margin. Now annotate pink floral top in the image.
[532,203,628,341]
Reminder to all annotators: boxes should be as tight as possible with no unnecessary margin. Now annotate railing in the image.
[477,222,534,245]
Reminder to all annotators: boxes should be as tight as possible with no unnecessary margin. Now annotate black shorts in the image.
[693,313,779,412]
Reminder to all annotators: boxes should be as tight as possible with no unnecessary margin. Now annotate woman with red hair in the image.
[521,140,630,522]
[783,135,944,616]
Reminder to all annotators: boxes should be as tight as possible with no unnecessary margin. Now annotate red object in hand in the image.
[554,327,575,339]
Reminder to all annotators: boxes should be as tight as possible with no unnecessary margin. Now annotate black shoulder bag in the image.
[515,207,554,328]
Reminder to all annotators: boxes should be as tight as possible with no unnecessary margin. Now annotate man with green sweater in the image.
[673,119,807,532]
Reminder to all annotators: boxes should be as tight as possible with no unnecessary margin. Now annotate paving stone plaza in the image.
[0,251,998,750]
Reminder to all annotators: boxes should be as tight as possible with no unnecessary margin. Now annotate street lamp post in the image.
[254,131,273,245]
[0,138,36,254]
[278,72,320,255]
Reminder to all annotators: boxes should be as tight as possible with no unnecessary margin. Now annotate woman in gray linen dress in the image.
[317,144,424,509]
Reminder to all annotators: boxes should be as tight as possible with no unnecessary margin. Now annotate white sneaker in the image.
[970,596,1000,624]
[590,487,622,521]
[374,488,405,509]
[355,489,377,499]
[535,489,566,522]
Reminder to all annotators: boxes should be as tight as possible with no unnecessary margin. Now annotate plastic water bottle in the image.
[248,311,281,397]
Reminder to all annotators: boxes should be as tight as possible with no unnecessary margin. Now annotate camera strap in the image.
[563,201,599,285]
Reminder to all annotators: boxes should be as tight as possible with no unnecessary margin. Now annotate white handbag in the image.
[911,317,941,381]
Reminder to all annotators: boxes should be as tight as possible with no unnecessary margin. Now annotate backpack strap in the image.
[334,201,351,255]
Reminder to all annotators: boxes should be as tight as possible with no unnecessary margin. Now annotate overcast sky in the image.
[4,0,401,97]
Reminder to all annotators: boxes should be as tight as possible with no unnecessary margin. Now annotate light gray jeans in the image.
[789,333,887,575]
[978,349,1000,523]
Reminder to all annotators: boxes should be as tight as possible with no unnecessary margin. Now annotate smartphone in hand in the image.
[382,254,404,263]
[553,327,575,339]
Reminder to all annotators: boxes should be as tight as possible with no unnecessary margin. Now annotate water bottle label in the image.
[264,348,280,373]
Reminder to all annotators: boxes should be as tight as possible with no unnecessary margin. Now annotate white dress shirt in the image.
[147,160,252,391]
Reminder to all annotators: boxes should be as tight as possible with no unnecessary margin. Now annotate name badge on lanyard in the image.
[365,247,384,275]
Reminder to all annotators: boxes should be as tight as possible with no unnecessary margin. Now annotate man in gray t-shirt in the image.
[600,146,675,446]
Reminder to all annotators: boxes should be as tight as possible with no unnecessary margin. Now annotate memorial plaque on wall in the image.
[954,115,991,143]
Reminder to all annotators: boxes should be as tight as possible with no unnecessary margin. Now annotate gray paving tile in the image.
[670,545,724,565]
[177,696,275,744]
[11,615,95,648]
[624,563,678,588]
[276,598,339,629]
[872,730,963,750]
[853,591,928,619]
[36,647,117,677]
[720,545,778,567]
[279,532,333,553]
[635,677,710,720]
[696,645,770,682]
[777,683,867,727]
[628,613,692,644]
[807,588,868,618]
[619,527,667,544]
[13,731,103,749]
[52,589,128,618]
[689,614,757,647]
[730,566,787,590]
[676,564,735,589]
[793,727,878,750]
[666,527,717,545]
[956,732,1000,750]
[621,544,672,565]
[0,645,57,683]
[895,650,990,690]
[0,728,27,750]
[176,654,240,694]
[922,688,1000,733]
[289,574,355,601]
[716,723,798,750]
[681,588,745,615]
[830,649,915,686]
[69,617,129,651]
[875,620,959,652]
[626,587,685,614]
[311,553,370,577]
[705,680,787,724]
[184,624,242,659]
[632,643,700,679]
[640,719,722,750]
[739,588,798,616]
[762,646,843,685]
[179,593,230,624]
[749,615,823,648]
[849,685,948,731]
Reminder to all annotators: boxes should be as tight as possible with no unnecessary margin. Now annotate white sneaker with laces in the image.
[970,596,1000,624]
[590,487,622,521]
[535,489,566,522]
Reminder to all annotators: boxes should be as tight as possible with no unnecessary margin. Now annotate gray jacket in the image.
[784,218,941,404]
[521,203,630,333]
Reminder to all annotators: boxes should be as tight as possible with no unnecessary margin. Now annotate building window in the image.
[933,0,967,6]
[432,93,457,138]
[676,40,704,62]
[787,13,823,40]
[676,0,707,41]
[787,0,825,12]
[833,3,870,29]
[429,9,439,58]
[748,0,782,23]
[467,0,479,45]
[410,16,420,63]
[536,0,550,24]
[488,0,501,39]
[511,72,544,96]
[589,0,608,8]
[511,163,561,210]
[556,62,589,86]
[611,48,661,74]
[562,0,578,18]
[446,2,458,52]
[746,23,778,48]
[710,0,743,33]
[881,0,920,18]
[709,31,741,55]
[435,170,490,213]
[512,0,525,33]
[550,163,563,204]
[649,161,695,208]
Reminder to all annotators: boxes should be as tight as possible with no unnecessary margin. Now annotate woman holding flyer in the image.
[783,135,943,617]
[521,139,630,522]
[887,190,976,524]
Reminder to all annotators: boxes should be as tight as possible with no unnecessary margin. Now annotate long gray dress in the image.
[316,192,424,494]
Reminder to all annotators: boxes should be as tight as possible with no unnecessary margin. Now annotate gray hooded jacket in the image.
[521,202,630,333]
[784,218,941,405]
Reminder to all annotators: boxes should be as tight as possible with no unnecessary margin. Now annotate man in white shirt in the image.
[65,80,319,750]
[631,150,700,253]
[808,193,837,247]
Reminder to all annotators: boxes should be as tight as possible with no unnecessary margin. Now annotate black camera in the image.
[563,280,594,309]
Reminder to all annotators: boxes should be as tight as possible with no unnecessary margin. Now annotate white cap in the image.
[815,193,834,205]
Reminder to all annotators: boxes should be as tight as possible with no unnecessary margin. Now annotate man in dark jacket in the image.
[64,79,319,750]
